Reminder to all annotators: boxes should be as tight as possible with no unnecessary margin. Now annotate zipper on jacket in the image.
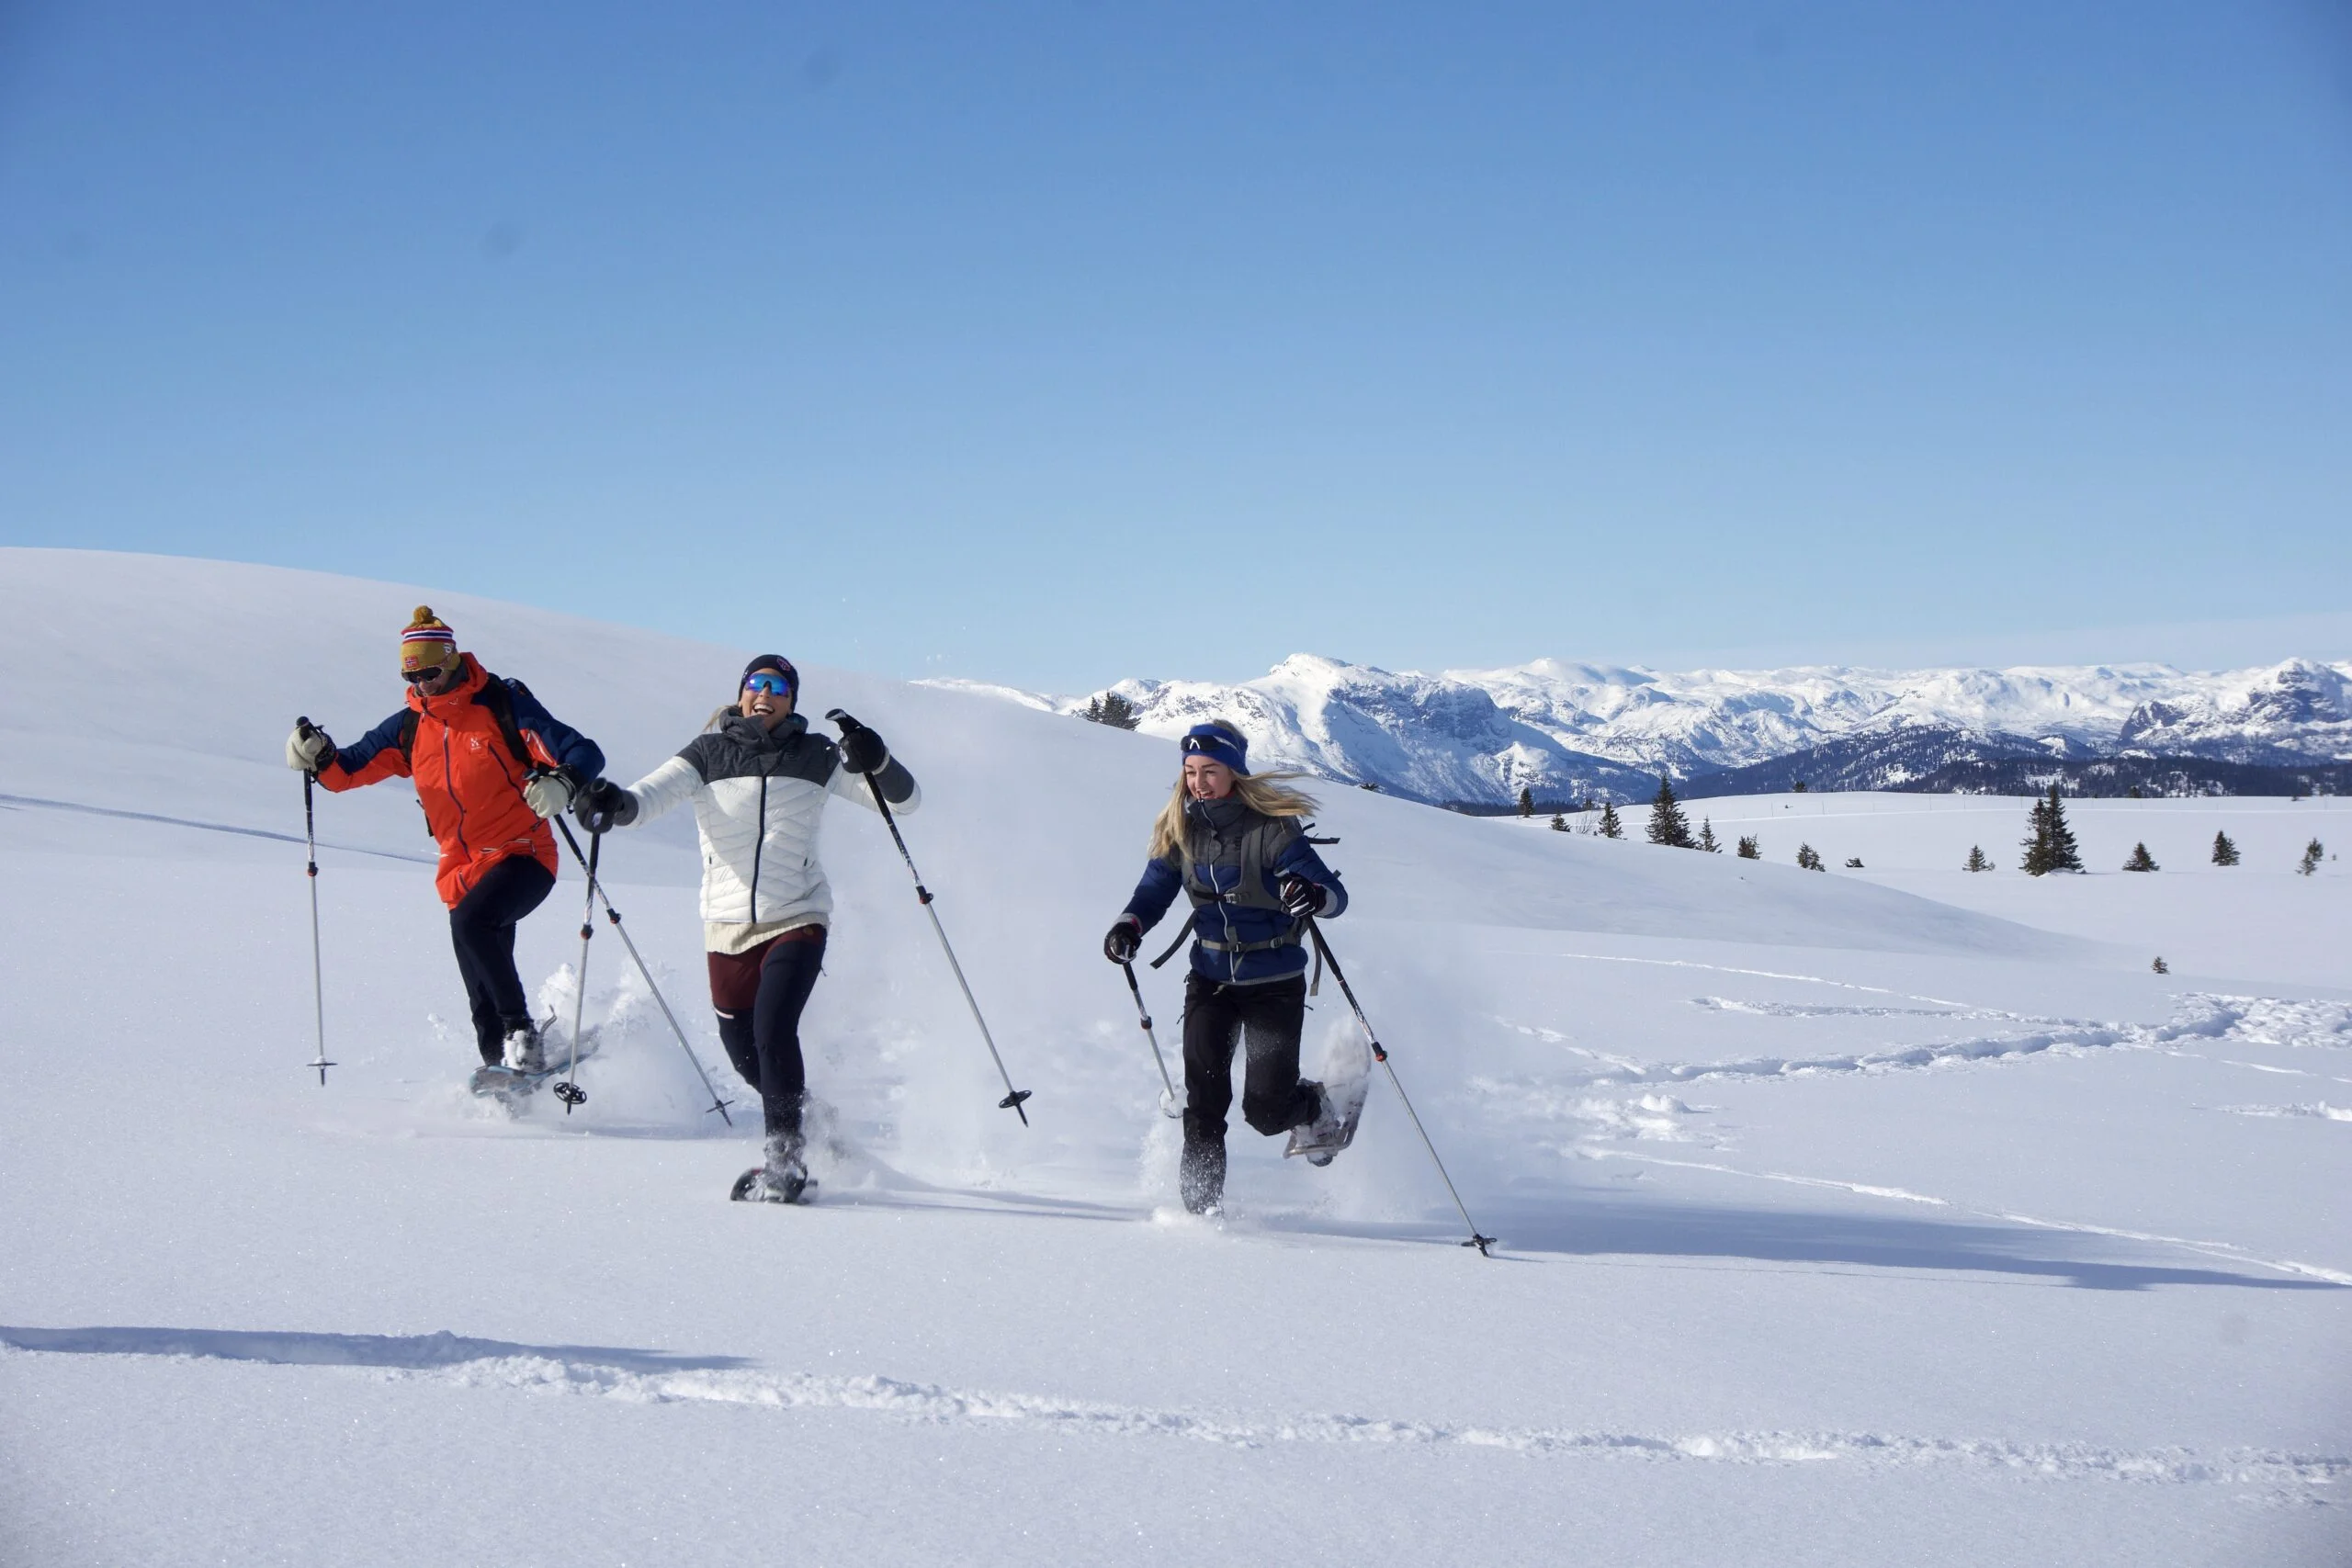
[746,768,769,921]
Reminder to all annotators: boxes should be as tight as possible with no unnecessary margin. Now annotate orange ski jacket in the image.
[316,655,605,908]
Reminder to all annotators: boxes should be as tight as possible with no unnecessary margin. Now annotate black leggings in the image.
[1181,974,1319,1147]
[714,932,828,1140]
[448,855,556,1065]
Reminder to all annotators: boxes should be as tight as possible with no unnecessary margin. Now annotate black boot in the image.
[1179,1138,1227,1215]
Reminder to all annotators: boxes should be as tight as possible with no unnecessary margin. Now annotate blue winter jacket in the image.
[1123,797,1349,987]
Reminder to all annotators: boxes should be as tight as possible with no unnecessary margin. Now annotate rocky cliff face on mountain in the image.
[935,656,2352,805]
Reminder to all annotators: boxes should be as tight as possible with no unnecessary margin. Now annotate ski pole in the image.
[550,817,736,1126]
[1303,920,1495,1256]
[553,824,599,1112]
[297,720,334,1086]
[1119,961,1182,1118]
[826,709,1032,1124]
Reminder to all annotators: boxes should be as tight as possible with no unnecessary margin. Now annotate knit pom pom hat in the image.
[400,606,460,675]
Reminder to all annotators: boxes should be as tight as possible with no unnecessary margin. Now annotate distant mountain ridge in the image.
[933,655,2352,805]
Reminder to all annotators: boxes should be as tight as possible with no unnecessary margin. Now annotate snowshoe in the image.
[729,1164,816,1204]
[1285,1075,1367,1167]
[468,1027,600,1105]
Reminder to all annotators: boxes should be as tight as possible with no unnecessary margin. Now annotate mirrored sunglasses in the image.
[743,672,795,696]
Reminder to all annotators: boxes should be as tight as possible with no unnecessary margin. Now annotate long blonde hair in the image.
[1148,723,1319,861]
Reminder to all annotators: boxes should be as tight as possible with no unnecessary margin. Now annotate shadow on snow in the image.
[0,1325,744,1373]
[1250,1195,2346,1292]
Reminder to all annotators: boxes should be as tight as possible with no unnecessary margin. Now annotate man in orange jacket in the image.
[287,607,605,1076]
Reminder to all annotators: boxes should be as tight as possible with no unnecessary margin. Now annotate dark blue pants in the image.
[448,855,556,1065]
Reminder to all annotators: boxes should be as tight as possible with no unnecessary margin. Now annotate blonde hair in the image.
[1148,726,1320,861]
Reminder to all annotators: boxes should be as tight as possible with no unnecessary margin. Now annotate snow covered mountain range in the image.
[939,655,2352,805]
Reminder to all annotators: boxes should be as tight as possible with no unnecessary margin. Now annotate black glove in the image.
[1103,914,1142,964]
[573,777,638,833]
[839,725,889,775]
[1279,876,1329,918]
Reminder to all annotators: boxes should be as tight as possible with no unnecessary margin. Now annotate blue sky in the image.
[3,2,2347,690]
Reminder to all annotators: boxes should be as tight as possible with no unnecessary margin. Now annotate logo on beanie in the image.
[401,605,458,673]
[1179,722,1250,775]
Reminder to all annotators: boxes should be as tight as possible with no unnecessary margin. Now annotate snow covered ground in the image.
[2,550,2346,1566]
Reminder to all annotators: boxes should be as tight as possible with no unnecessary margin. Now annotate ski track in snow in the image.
[2,1333,2340,1499]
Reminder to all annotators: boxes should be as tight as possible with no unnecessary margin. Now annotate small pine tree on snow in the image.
[1736,834,1760,860]
[1597,801,1624,840]
[2300,838,2324,876]
[1796,842,1824,871]
[1964,845,1991,873]
[1792,780,1808,794]
[2123,842,2157,872]
[2152,956,2169,975]
[1844,856,1865,869]
[1699,818,1721,852]
[1646,776,1696,849]
[2211,830,2239,866]
[1080,692,1143,729]
[1549,812,1567,832]
[2021,785,2084,875]
[1518,785,1534,818]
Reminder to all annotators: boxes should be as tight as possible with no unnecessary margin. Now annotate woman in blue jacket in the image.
[1103,720,1350,1214]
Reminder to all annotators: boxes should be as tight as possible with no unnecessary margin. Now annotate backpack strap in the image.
[474,673,537,770]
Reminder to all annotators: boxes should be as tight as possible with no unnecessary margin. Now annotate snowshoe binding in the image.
[1284,1075,1367,1168]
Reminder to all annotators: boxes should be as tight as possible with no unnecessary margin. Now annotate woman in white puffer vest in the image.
[572,654,917,1201]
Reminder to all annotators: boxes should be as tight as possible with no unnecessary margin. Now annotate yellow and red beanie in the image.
[400,606,459,675]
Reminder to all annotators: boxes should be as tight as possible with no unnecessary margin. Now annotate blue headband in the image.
[1180,724,1249,775]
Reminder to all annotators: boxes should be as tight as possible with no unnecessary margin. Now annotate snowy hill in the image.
[945,654,2352,805]
[3,548,2347,1567]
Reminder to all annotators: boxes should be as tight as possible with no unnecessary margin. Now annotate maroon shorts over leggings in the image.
[707,925,827,1139]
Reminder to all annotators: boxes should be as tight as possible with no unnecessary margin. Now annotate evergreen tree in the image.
[2151,956,2169,975]
[1796,842,1824,871]
[1646,776,1695,849]
[2300,838,2324,876]
[2211,830,2240,867]
[1792,780,1808,794]
[2022,785,2084,875]
[1518,785,1533,819]
[1596,801,1624,840]
[2123,842,2157,872]
[1964,845,1991,873]
[1736,835,1760,860]
[1080,692,1143,729]
[1845,856,1865,868]
[1549,812,1567,832]
[1698,818,1721,853]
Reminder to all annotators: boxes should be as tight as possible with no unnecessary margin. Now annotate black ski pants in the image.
[448,854,556,1065]
[1181,973,1319,1149]
[709,929,827,1142]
